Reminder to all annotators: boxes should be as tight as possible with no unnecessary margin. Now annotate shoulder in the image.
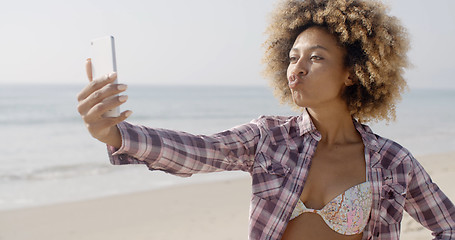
[368,131,416,171]
[357,123,416,170]
[252,115,300,135]
[252,115,298,126]
[251,115,301,145]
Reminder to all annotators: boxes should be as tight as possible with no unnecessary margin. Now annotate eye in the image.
[289,55,298,63]
[310,55,324,61]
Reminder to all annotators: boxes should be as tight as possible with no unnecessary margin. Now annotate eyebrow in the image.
[290,45,329,52]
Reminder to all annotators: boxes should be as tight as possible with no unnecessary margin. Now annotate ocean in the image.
[1,84,454,210]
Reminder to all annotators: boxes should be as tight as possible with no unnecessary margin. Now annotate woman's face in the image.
[287,26,351,108]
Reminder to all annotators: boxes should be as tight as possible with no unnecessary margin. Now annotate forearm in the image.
[108,121,261,176]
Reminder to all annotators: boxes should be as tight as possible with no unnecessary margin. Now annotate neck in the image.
[306,103,360,146]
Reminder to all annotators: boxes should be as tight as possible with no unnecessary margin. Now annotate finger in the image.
[104,110,133,127]
[87,110,132,139]
[77,82,127,115]
[93,110,132,129]
[86,58,93,82]
[77,72,118,102]
[83,94,129,122]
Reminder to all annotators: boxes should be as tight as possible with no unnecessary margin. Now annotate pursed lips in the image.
[288,74,301,89]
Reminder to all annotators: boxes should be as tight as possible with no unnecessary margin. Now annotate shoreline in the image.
[0,152,453,240]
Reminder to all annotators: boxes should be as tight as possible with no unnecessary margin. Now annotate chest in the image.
[300,142,367,209]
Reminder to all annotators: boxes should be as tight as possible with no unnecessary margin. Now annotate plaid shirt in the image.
[108,110,455,239]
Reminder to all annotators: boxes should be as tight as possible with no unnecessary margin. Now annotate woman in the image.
[77,0,455,239]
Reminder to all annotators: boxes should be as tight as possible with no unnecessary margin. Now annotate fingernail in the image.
[119,95,128,102]
[117,84,127,91]
[109,72,117,79]
[125,110,133,117]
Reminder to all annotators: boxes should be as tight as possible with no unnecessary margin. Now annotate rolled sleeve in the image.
[404,155,455,239]
[107,121,163,166]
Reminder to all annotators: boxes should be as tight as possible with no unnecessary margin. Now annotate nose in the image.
[288,59,308,88]
[291,59,308,77]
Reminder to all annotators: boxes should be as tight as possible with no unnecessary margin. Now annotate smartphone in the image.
[90,35,120,117]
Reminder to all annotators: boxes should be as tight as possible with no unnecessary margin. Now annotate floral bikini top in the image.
[290,181,373,235]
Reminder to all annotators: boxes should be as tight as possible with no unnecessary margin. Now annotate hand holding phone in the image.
[90,36,120,117]
[76,36,131,148]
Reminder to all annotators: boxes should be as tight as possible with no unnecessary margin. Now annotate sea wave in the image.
[0,163,116,182]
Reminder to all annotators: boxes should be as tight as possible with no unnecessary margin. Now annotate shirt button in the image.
[388,190,395,198]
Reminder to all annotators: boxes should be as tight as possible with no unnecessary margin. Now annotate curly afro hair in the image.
[263,0,410,122]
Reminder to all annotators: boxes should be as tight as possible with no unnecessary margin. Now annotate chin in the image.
[293,100,308,108]
[292,95,307,107]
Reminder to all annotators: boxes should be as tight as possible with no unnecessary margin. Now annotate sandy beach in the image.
[0,152,453,240]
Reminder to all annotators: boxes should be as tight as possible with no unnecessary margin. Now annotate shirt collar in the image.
[297,108,381,152]
[353,120,381,153]
[297,109,321,140]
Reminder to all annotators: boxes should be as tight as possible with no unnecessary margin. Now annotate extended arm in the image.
[77,59,263,177]
[108,120,261,177]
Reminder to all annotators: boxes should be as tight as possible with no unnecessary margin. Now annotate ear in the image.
[344,68,356,86]
[345,76,355,86]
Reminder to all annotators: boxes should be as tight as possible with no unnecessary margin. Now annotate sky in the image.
[1,0,454,89]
